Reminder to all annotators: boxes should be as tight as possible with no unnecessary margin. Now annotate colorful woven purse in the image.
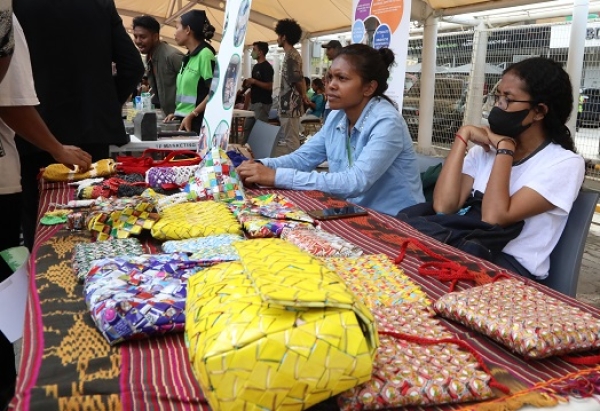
[434,278,600,359]
[185,239,378,411]
[185,146,246,202]
[145,165,199,189]
[42,159,117,182]
[84,253,204,345]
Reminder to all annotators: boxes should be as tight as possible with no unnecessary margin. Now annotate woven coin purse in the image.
[434,278,600,359]
[42,159,117,182]
[150,201,242,241]
[185,239,378,411]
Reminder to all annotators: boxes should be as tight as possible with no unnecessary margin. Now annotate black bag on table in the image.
[396,190,524,262]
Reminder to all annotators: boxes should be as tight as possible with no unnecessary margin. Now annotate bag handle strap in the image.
[395,237,511,292]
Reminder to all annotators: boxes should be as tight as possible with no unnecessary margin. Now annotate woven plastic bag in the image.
[229,194,315,238]
[86,197,160,241]
[42,159,117,182]
[186,146,246,202]
[146,165,199,189]
[326,254,498,409]
[185,239,378,411]
[84,253,204,345]
[434,278,600,359]
[72,238,144,283]
[151,201,242,241]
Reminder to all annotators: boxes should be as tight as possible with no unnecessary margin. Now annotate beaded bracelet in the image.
[496,148,515,157]
[496,137,517,149]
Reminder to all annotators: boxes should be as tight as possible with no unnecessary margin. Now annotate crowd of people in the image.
[0,1,588,410]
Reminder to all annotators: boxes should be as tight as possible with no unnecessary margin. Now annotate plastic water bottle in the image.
[141,92,152,112]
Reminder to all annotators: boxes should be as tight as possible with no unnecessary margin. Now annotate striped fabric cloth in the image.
[11,182,600,411]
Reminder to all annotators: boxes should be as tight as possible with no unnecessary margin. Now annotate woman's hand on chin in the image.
[458,125,493,151]
[236,160,276,187]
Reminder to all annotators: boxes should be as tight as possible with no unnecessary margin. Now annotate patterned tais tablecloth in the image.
[11,182,600,411]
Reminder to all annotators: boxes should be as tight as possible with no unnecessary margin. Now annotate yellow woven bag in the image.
[150,201,242,240]
[42,159,117,182]
[186,239,378,411]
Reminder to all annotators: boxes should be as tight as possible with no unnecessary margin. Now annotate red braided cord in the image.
[560,353,600,365]
[379,330,511,395]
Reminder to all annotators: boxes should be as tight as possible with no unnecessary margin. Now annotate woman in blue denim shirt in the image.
[237,44,424,216]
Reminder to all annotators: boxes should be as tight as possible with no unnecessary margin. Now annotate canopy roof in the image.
[116,0,552,50]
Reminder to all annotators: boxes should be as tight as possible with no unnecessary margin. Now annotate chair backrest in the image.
[547,190,599,297]
[246,120,280,159]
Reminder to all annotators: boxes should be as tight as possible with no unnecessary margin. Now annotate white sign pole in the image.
[199,0,253,152]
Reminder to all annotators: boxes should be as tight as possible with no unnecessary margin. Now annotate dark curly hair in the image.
[274,18,302,46]
[133,15,160,34]
[505,57,576,152]
[336,44,396,106]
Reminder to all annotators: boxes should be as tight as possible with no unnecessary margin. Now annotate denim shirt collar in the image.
[335,96,381,136]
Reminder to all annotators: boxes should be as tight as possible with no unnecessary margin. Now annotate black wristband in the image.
[496,148,514,157]
[254,159,263,164]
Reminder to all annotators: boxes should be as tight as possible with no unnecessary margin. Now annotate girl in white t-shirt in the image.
[433,57,585,280]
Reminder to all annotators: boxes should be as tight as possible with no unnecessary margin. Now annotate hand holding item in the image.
[236,160,276,187]
[164,113,176,123]
[51,145,92,172]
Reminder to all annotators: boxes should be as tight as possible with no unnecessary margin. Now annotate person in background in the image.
[133,15,184,116]
[304,76,314,99]
[14,0,144,250]
[433,57,585,281]
[164,10,216,133]
[0,0,13,84]
[0,15,91,410]
[242,41,274,142]
[304,78,326,118]
[321,39,342,121]
[273,18,309,157]
[237,44,424,216]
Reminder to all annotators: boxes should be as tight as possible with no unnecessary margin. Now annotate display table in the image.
[11,182,600,411]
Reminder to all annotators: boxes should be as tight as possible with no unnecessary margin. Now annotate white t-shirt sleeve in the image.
[0,15,39,107]
[523,153,585,213]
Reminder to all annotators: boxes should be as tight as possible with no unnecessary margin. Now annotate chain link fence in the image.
[406,21,600,178]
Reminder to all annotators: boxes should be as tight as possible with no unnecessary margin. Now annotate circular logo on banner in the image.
[373,24,391,49]
[222,55,241,110]
[208,61,220,102]
[371,0,404,31]
[354,0,372,21]
[198,121,212,155]
[212,120,230,150]
[352,19,366,44]
[233,0,250,46]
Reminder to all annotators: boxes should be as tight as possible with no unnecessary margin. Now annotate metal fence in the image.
[406,20,600,177]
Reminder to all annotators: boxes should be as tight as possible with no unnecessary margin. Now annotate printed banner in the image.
[200,0,252,152]
[351,0,411,109]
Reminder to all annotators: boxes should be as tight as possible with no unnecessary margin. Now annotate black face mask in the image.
[488,106,532,138]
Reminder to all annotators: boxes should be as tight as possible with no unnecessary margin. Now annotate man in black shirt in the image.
[242,41,274,141]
